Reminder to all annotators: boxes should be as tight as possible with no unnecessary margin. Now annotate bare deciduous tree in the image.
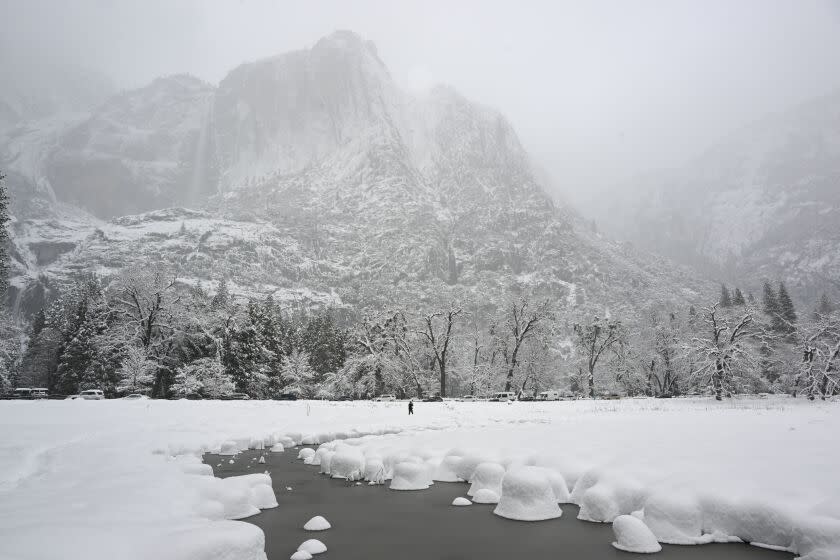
[573,316,626,398]
[418,305,462,397]
[689,304,755,400]
[495,298,552,393]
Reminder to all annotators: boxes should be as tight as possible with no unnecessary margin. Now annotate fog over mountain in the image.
[3,0,840,211]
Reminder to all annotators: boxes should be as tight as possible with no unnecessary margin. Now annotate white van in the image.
[80,389,105,400]
[537,390,561,401]
[492,391,516,402]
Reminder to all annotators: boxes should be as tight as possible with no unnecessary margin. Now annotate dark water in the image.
[205,450,794,560]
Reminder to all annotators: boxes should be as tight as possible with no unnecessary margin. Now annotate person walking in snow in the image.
[408,400,414,415]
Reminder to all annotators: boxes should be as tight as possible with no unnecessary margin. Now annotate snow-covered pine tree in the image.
[720,284,733,307]
[732,288,746,306]
[211,278,230,310]
[814,293,834,320]
[762,281,787,333]
[762,281,778,316]
[777,282,797,333]
[0,171,9,301]
[279,349,315,396]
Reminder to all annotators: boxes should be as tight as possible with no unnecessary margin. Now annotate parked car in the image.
[13,388,33,399]
[373,394,396,402]
[123,394,149,400]
[277,393,298,401]
[228,393,250,400]
[490,391,516,402]
[80,389,105,400]
[537,390,561,401]
[458,395,477,402]
[31,388,49,399]
[423,395,443,402]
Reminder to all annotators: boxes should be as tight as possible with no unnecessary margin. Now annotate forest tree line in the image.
[0,260,837,402]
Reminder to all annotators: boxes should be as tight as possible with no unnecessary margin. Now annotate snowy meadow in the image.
[1,397,838,560]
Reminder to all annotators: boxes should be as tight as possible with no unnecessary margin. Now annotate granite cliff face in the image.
[1,31,710,317]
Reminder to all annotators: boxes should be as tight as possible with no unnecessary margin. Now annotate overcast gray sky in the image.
[4,0,840,211]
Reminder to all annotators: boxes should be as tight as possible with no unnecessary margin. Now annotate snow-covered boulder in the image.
[364,458,387,484]
[330,448,365,480]
[318,451,335,475]
[433,455,463,482]
[611,515,662,553]
[303,516,331,531]
[219,440,241,456]
[493,467,562,521]
[258,456,266,464]
[250,483,278,509]
[473,489,501,504]
[528,467,571,503]
[154,520,266,560]
[309,447,332,466]
[456,453,493,482]
[468,462,505,497]
[301,435,319,445]
[298,539,327,554]
[270,443,285,452]
[297,448,315,461]
[643,492,704,544]
[452,497,472,506]
[578,478,645,523]
[390,461,431,491]
[290,551,312,560]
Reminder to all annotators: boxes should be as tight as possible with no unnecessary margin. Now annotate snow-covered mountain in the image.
[1,31,710,317]
[604,91,840,302]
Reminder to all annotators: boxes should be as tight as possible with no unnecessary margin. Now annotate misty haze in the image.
[0,2,839,560]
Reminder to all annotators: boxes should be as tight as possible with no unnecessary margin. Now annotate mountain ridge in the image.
[1,31,712,318]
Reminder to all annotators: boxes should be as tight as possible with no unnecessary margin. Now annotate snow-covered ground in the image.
[1,397,838,560]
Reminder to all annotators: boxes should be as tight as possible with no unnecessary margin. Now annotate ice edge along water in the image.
[0,398,839,560]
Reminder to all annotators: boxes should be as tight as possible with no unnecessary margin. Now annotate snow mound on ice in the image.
[270,443,285,452]
[298,539,327,554]
[219,440,241,456]
[193,475,272,520]
[390,461,431,491]
[297,448,315,461]
[290,551,312,560]
[612,515,662,553]
[433,455,463,482]
[494,467,562,521]
[318,451,335,475]
[468,462,505,497]
[330,448,365,480]
[154,520,266,560]
[473,489,501,504]
[250,483,278,509]
[303,516,331,531]
[456,453,493,482]
[309,447,332,466]
[577,475,645,523]
[452,497,472,506]
[258,456,266,464]
[301,435,319,445]
[364,458,386,484]
[644,492,704,544]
